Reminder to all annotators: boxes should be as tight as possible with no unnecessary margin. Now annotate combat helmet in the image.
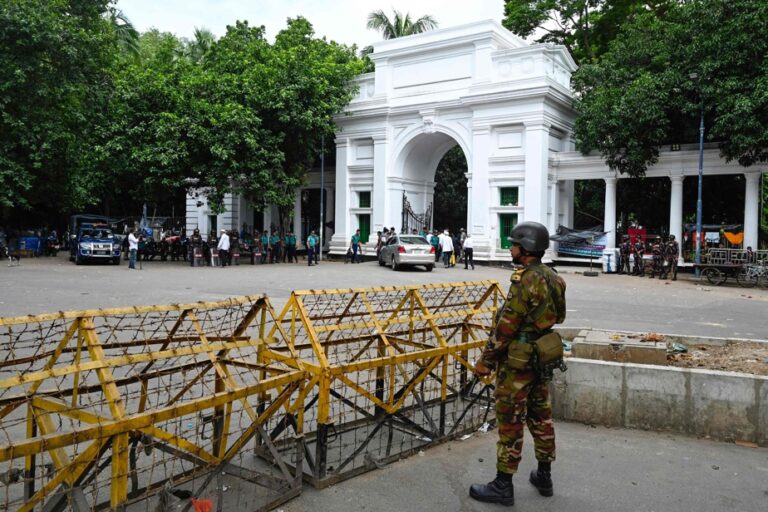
[507,222,550,252]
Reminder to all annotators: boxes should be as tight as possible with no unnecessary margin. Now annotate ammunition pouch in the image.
[531,331,567,381]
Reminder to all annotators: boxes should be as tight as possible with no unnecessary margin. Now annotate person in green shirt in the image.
[260,230,270,264]
[306,230,319,266]
[285,230,297,263]
[350,229,361,263]
[269,230,281,263]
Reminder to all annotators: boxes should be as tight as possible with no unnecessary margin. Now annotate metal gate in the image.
[401,193,432,235]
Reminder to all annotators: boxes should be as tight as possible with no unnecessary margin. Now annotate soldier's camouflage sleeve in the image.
[481,270,543,367]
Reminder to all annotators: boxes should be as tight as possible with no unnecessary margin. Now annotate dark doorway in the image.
[433,146,468,233]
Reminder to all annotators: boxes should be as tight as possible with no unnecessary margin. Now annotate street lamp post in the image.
[691,73,705,277]
[319,135,325,262]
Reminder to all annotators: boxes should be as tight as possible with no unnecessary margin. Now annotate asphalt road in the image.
[2,254,767,341]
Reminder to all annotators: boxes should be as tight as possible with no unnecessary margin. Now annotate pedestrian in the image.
[649,236,664,279]
[633,237,645,276]
[217,229,230,267]
[260,230,269,264]
[375,231,384,258]
[430,230,441,262]
[471,221,566,506]
[459,228,467,263]
[463,233,475,269]
[270,230,281,263]
[306,230,319,266]
[127,230,139,269]
[285,230,297,263]
[351,229,362,263]
[439,230,454,268]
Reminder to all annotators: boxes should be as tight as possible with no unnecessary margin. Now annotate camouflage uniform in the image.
[619,238,631,274]
[481,262,566,475]
[661,238,679,280]
[649,238,664,278]
[633,240,645,276]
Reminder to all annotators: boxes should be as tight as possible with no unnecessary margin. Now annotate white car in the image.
[378,234,435,271]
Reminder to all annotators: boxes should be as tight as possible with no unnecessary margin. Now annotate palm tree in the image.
[362,9,438,55]
[183,28,216,64]
[108,8,140,60]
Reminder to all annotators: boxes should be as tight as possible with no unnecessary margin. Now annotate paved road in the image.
[2,255,767,341]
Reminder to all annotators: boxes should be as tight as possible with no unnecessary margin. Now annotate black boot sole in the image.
[469,487,515,506]
[529,471,554,497]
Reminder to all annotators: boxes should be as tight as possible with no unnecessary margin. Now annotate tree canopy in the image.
[573,0,768,177]
[1,2,362,225]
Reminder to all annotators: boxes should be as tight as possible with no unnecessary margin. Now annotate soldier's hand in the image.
[474,360,492,377]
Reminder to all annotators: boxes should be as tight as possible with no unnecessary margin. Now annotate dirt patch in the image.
[667,342,768,376]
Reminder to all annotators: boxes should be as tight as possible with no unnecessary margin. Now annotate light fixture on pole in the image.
[690,72,705,277]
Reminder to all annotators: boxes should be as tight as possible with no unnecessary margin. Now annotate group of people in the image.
[128,227,323,269]
[618,234,680,280]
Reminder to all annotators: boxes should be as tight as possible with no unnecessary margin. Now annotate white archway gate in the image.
[331,20,578,261]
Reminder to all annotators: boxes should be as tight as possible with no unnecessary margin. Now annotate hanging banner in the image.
[557,234,607,258]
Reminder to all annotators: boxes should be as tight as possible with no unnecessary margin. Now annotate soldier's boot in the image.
[469,473,514,506]
[529,469,554,497]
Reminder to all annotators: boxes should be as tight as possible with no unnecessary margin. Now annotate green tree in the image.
[433,146,468,232]
[362,9,438,59]
[108,7,140,60]
[502,0,673,64]
[574,0,768,178]
[0,0,117,220]
[181,27,216,64]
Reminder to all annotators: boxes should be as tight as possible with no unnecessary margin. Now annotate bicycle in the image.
[736,264,768,288]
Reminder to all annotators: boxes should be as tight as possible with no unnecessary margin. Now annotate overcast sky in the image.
[116,0,506,48]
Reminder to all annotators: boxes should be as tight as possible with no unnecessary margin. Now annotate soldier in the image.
[471,222,566,506]
[633,237,645,276]
[188,229,203,267]
[662,234,679,280]
[619,235,631,274]
[649,236,664,278]
[229,229,240,265]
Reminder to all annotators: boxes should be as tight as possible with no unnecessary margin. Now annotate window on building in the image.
[208,215,217,236]
[358,214,370,243]
[500,187,519,206]
[359,191,371,208]
[499,213,518,249]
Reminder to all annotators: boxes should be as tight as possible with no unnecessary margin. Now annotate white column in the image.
[523,122,550,224]
[372,135,389,232]
[469,127,491,256]
[293,189,302,237]
[464,172,473,234]
[604,177,617,249]
[331,137,350,251]
[669,175,684,261]
[744,172,761,249]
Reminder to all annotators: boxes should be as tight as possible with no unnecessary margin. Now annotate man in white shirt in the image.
[463,233,475,270]
[439,229,454,268]
[217,229,231,267]
[127,230,139,269]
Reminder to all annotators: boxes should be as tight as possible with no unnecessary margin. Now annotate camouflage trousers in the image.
[495,365,555,474]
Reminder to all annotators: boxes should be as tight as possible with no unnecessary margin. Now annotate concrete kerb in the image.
[550,340,768,447]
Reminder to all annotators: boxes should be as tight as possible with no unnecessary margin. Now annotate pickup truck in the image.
[70,223,122,265]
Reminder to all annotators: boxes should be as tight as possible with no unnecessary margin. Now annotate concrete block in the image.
[572,339,667,365]
[689,371,757,444]
[624,365,688,432]
[552,359,624,427]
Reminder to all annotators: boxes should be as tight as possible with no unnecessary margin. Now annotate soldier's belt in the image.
[512,329,552,344]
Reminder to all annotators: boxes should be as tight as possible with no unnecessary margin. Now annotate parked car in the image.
[70,223,121,265]
[378,234,435,271]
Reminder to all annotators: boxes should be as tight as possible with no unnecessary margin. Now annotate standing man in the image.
[127,230,139,270]
[351,229,361,263]
[459,228,467,263]
[217,229,230,267]
[463,233,475,270]
[306,230,319,266]
[285,230,297,263]
[260,230,270,264]
[662,234,679,280]
[270,230,281,263]
[430,230,441,263]
[633,237,645,276]
[619,235,631,275]
[649,236,664,279]
[470,222,566,506]
[439,230,454,268]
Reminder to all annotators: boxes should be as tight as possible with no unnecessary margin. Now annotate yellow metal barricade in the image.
[0,296,306,512]
[261,281,503,487]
